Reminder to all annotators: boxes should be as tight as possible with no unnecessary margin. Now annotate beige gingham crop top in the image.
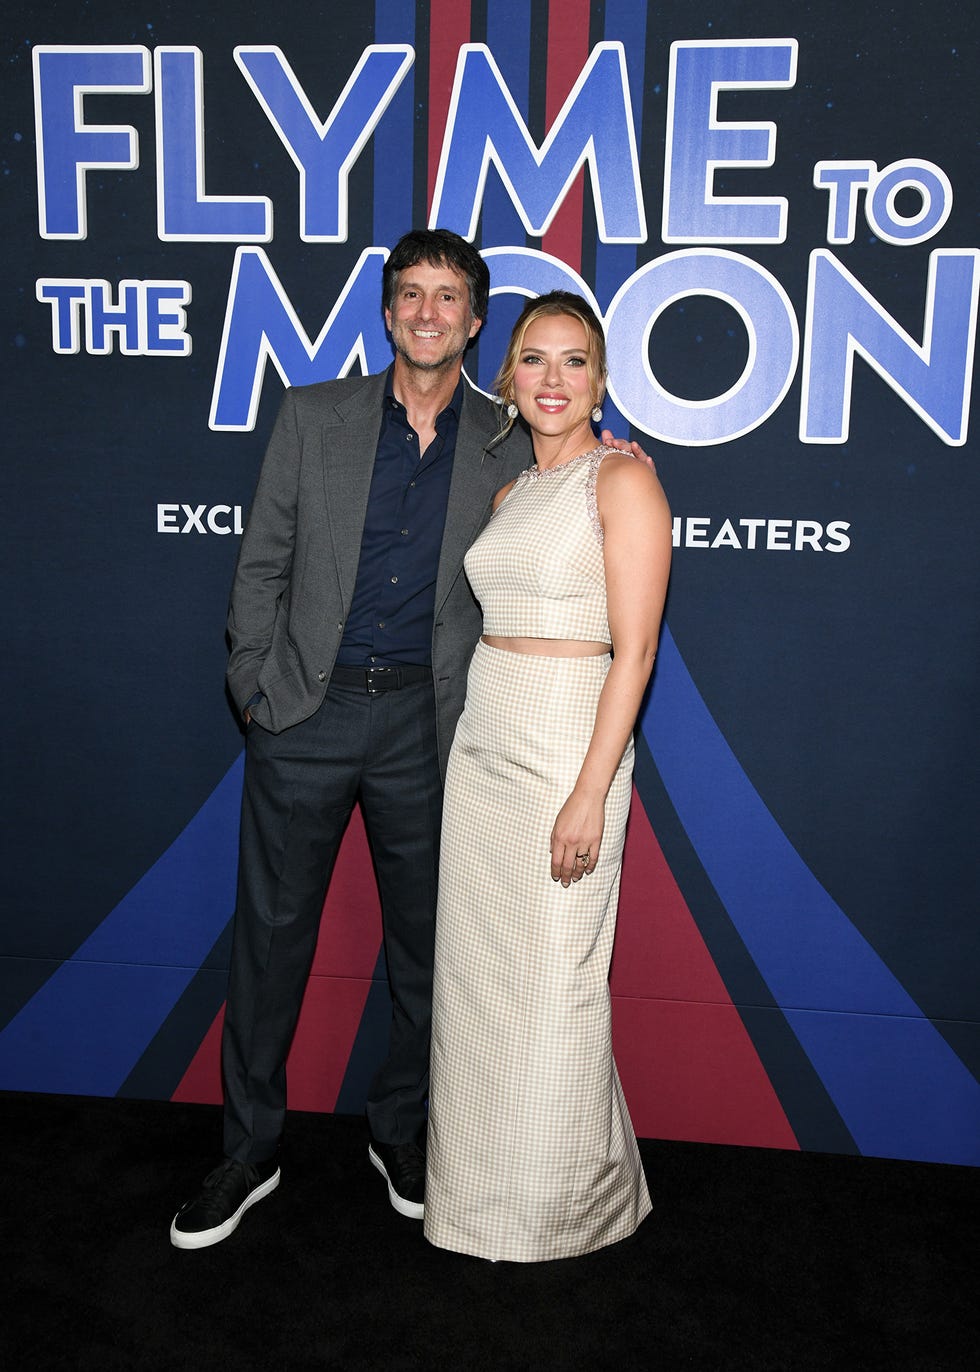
[464,443,614,642]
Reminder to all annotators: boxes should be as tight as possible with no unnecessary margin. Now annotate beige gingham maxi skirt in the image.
[424,640,652,1262]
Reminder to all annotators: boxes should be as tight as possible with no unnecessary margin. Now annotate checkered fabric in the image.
[466,445,613,642]
[424,449,651,1263]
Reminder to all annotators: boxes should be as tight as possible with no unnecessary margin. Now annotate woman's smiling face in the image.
[512,313,597,446]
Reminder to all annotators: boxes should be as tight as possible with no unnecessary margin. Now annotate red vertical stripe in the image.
[542,0,590,271]
[428,0,472,210]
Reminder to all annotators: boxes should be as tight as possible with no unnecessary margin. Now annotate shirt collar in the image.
[383,366,465,423]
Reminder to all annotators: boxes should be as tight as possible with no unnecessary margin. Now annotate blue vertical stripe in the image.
[594,0,648,314]
[373,0,417,246]
[594,0,648,435]
[481,0,532,247]
[477,0,534,391]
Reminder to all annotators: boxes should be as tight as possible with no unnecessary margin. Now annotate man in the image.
[170,229,532,1249]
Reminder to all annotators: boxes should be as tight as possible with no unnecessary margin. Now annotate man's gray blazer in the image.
[227,369,531,778]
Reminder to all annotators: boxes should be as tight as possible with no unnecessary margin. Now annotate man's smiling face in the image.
[385,260,482,376]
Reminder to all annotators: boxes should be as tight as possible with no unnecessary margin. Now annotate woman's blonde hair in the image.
[494,292,608,418]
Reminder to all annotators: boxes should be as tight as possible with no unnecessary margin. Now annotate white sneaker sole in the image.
[170,1167,281,1250]
[368,1145,424,1219]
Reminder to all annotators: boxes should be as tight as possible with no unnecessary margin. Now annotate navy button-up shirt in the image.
[336,369,462,666]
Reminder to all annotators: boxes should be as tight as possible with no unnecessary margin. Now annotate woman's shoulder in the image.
[594,445,670,532]
[595,444,663,491]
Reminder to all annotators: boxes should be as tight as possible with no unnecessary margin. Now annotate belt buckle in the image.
[365,666,394,695]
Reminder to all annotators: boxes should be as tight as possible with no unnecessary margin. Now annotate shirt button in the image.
[406,434,414,442]
[378,621,385,629]
[317,671,326,682]
[390,576,398,584]
[401,529,408,536]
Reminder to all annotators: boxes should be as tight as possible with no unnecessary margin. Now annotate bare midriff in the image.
[481,635,610,657]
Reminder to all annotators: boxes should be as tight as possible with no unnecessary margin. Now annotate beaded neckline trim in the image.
[521,443,607,481]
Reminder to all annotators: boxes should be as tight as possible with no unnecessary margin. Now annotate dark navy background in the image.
[2,0,977,1160]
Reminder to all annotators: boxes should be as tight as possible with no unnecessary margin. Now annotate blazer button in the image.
[317,670,326,682]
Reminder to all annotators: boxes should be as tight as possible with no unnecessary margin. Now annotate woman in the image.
[424,292,672,1262]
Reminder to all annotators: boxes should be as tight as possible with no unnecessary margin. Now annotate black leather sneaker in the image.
[170,1156,280,1249]
[368,1141,425,1219]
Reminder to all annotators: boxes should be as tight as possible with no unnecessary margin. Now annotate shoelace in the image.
[197,1159,259,1215]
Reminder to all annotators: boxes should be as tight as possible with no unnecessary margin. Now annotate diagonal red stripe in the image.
[173,805,383,1111]
[612,788,799,1148]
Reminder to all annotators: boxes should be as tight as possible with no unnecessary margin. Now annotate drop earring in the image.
[506,402,519,419]
[591,404,602,423]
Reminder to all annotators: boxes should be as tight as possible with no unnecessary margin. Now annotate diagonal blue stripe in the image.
[783,1009,980,1164]
[641,628,980,1161]
[0,754,243,1094]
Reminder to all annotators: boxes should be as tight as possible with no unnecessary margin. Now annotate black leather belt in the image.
[330,664,432,695]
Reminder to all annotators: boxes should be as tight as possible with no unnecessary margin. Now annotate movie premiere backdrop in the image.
[2,0,978,1166]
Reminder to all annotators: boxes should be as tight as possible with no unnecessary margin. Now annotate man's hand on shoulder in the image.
[601,428,656,475]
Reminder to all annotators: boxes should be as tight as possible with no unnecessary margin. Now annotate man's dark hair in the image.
[382,228,491,321]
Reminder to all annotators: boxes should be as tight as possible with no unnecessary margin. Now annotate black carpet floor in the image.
[4,1092,976,1371]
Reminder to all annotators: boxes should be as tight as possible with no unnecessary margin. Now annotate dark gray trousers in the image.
[221,675,443,1162]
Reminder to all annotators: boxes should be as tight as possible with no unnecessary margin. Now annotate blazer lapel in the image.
[434,378,514,614]
[320,371,388,608]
